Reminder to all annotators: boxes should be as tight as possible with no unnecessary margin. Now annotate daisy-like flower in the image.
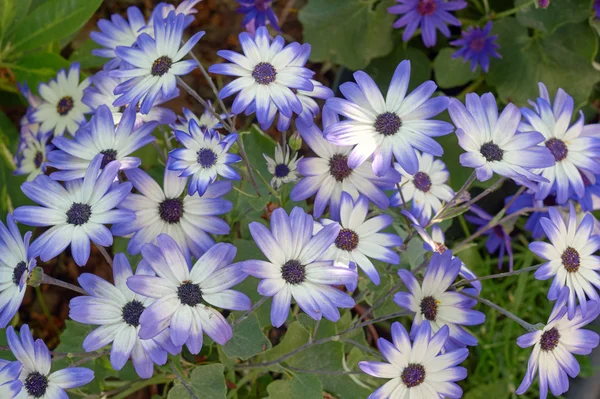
[171,102,226,135]
[13,130,52,181]
[359,322,469,398]
[48,105,157,181]
[83,71,177,128]
[324,60,453,176]
[112,161,232,258]
[451,21,501,73]
[516,287,600,399]
[465,205,514,271]
[240,207,357,327]
[0,361,22,398]
[111,11,205,114]
[208,26,314,129]
[520,83,600,204]
[168,119,241,196]
[148,0,202,31]
[264,144,301,188]
[14,155,134,267]
[448,92,554,189]
[395,251,486,350]
[32,63,91,136]
[388,0,467,48]
[290,118,401,220]
[17,83,42,126]
[529,203,600,319]
[317,193,403,291]
[0,215,36,328]
[391,153,454,225]
[127,235,251,354]
[7,324,94,399]
[70,254,181,378]
[236,0,280,34]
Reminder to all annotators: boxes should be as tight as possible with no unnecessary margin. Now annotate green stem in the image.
[233,186,259,199]
[459,291,539,332]
[226,370,259,399]
[487,0,536,20]
[110,375,173,399]
[451,264,542,289]
[35,286,57,332]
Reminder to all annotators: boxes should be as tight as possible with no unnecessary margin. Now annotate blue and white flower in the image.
[325,60,453,176]
[240,207,357,327]
[48,105,157,181]
[168,119,241,196]
[7,324,94,399]
[171,103,226,135]
[0,361,21,398]
[290,118,401,220]
[316,193,402,291]
[208,26,314,129]
[359,322,469,398]
[112,162,232,258]
[529,203,600,319]
[111,11,204,114]
[13,130,52,181]
[395,251,485,350]
[127,235,250,354]
[70,254,181,379]
[516,287,600,399]
[147,0,202,31]
[32,63,90,136]
[236,0,280,33]
[14,155,134,266]
[264,144,301,188]
[391,153,454,224]
[448,92,554,189]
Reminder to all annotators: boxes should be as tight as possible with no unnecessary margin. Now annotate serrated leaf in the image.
[167,364,227,399]
[434,48,480,89]
[223,314,271,360]
[365,45,432,92]
[266,373,323,399]
[516,0,590,33]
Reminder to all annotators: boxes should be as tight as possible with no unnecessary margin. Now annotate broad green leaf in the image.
[249,194,272,211]
[433,48,480,89]
[516,0,590,33]
[167,364,227,399]
[69,38,106,69]
[365,45,431,92]
[54,320,93,354]
[266,373,323,399]
[11,52,70,93]
[223,314,272,360]
[0,111,28,220]
[299,0,396,70]
[11,0,102,52]
[0,0,16,39]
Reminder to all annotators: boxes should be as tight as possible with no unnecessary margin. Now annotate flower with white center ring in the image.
[264,144,302,188]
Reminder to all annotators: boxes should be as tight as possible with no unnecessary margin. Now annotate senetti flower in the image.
[127,235,250,354]
[388,0,467,48]
[264,144,301,188]
[48,105,157,181]
[13,130,52,181]
[516,288,600,399]
[529,203,600,319]
[359,322,469,398]
[14,155,134,266]
[7,325,94,399]
[0,361,21,398]
[465,205,514,271]
[111,11,205,114]
[240,207,357,327]
[33,63,90,136]
[520,83,600,204]
[236,0,280,33]
[171,103,227,135]
[325,60,453,176]
[448,92,554,189]
[209,26,315,129]
[395,251,485,350]
[451,22,501,73]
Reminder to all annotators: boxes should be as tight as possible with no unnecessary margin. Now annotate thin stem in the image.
[339,338,384,360]
[284,366,363,375]
[110,375,173,399]
[428,171,476,227]
[176,76,232,132]
[451,264,542,289]
[41,274,87,296]
[170,361,198,399]
[310,319,321,342]
[463,177,506,208]
[489,0,536,19]
[35,287,58,332]
[278,0,297,26]
[460,291,538,332]
[233,186,259,199]
[352,279,405,328]
[226,370,258,399]
[232,296,268,327]
[69,351,110,367]
[237,137,262,197]
[94,243,113,267]
[503,185,527,215]
[152,141,167,163]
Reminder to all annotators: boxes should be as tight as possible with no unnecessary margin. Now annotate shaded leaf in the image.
[266,373,322,399]
[223,314,272,360]
[516,0,590,33]
[434,48,480,89]
[167,364,227,399]
[366,45,432,92]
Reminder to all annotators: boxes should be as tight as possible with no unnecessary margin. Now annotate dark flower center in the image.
[413,172,432,192]
[417,0,437,16]
[329,153,352,182]
[12,261,27,286]
[374,112,402,136]
[545,138,568,161]
[561,247,580,273]
[57,96,74,116]
[34,152,44,168]
[66,203,92,226]
[469,37,486,52]
[540,327,560,351]
[177,281,203,307]
[25,371,49,398]
[151,56,173,76]
[335,228,359,251]
[480,142,504,162]
[274,163,290,178]
[197,148,217,168]
[100,149,118,169]
[159,198,184,224]
[420,296,438,321]
[401,363,426,388]
[281,260,306,285]
[543,195,557,207]
[122,300,145,327]
[252,62,277,85]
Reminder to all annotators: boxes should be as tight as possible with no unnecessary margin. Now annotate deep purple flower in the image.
[236,0,280,34]
[505,192,554,239]
[451,22,501,72]
[595,0,600,19]
[465,204,514,271]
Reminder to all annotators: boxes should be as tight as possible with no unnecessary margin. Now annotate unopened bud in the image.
[27,266,44,287]
[289,131,302,152]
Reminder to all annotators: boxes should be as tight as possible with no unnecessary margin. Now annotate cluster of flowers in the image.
[2,1,600,398]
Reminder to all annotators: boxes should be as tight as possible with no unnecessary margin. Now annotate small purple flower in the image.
[465,204,514,271]
[538,0,550,8]
[388,0,467,48]
[451,22,501,73]
[236,0,280,34]
[595,0,600,19]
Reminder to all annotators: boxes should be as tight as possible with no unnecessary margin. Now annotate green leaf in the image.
[515,0,590,33]
[54,320,93,353]
[10,0,102,52]
[0,0,16,39]
[299,0,396,70]
[433,48,480,89]
[487,20,600,108]
[365,45,431,92]
[167,364,227,399]
[266,373,323,399]
[69,38,106,69]
[249,194,272,211]
[223,314,272,360]
[0,111,29,221]
[11,52,71,93]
